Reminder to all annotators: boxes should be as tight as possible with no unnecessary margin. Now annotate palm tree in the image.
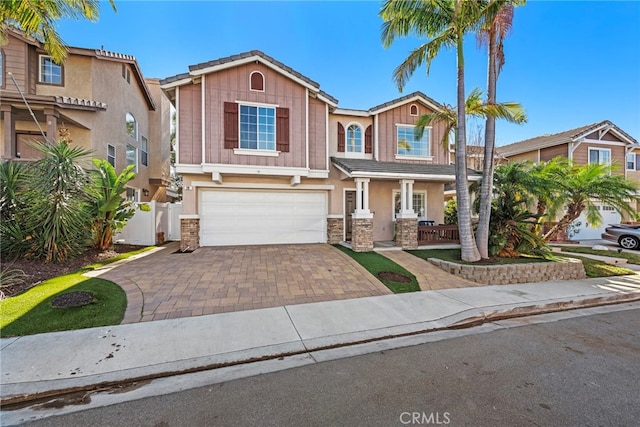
[381,0,502,261]
[541,162,637,242]
[0,0,116,63]
[475,0,525,259]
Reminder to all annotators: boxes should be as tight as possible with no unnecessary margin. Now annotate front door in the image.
[345,190,356,241]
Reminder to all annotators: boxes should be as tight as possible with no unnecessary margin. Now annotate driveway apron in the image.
[99,243,391,323]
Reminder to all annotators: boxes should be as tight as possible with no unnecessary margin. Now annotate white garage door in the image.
[200,190,327,246]
[570,204,621,241]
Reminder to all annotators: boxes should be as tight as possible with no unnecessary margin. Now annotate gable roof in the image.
[331,157,481,181]
[369,91,443,114]
[5,27,156,110]
[498,120,638,157]
[161,50,338,106]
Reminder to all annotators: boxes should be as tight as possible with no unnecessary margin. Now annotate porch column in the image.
[44,108,59,143]
[396,179,418,249]
[352,177,373,252]
[1,105,15,159]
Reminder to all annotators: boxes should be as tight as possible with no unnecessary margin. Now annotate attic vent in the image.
[250,71,264,92]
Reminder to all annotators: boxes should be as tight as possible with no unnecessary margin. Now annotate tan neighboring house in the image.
[0,28,171,201]
[160,50,480,252]
[497,120,640,240]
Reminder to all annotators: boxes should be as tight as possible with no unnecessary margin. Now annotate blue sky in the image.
[57,1,640,146]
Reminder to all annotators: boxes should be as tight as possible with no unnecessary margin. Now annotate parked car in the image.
[601,224,640,250]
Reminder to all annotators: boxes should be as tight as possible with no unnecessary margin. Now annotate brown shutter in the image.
[276,107,289,152]
[337,122,345,152]
[224,102,238,149]
[364,125,372,154]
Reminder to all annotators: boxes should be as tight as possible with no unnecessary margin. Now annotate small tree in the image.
[444,199,458,224]
[89,159,137,251]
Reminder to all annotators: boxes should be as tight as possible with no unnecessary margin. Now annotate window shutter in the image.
[365,125,372,154]
[636,154,640,170]
[224,102,238,149]
[276,107,289,152]
[337,122,345,152]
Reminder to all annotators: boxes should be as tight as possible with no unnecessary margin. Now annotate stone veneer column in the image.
[352,216,374,252]
[327,216,344,244]
[396,217,418,249]
[180,216,200,252]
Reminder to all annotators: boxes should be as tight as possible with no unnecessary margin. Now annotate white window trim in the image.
[125,187,140,202]
[38,55,61,84]
[141,136,148,166]
[107,144,116,167]
[395,124,432,159]
[126,144,138,172]
[588,147,612,165]
[236,101,278,152]
[344,121,365,158]
[392,190,427,220]
[626,152,636,170]
[249,70,265,92]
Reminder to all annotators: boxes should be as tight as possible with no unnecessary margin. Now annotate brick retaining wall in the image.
[428,257,586,285]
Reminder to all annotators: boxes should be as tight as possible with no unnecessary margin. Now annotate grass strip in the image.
[408,249,549,265]
[333,245,420,293]
[554,245,640,265]
[557,255,636,278]
[0,246,154,337]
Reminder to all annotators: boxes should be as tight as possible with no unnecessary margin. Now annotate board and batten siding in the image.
[572,143,626,175]
[4,34,28,92]
[540,144,568,161]
[376,103,448,164]
[178,83,202,164]
[308,96,328,170]
[203,63,309,168]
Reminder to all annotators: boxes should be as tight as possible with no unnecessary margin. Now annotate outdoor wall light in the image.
[142,188,149,197]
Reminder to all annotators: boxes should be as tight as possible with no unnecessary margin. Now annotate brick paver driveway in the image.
[99,243,391,323]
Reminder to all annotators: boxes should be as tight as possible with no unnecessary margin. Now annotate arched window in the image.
[126,113,137,140]
[250,71,264,92]
[346,124,362,153]
[409,104,418,116]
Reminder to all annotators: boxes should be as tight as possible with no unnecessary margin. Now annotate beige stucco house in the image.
[161,50,480,252]
[497,120,640,239]
[0,28,171,202]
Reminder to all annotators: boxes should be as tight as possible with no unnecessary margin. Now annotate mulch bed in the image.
[1,244,145,299]
[51,291,95,308]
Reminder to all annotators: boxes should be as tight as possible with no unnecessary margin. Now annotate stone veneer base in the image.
[180,218,200,252]
[428,258,586,285]
[395,217,418,249]
[327,217,344,245]
[352,217,374,252]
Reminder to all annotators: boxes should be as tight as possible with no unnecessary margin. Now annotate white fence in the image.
[114,202,182,246]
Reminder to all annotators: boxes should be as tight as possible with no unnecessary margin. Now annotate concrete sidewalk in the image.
[2,274,640,406]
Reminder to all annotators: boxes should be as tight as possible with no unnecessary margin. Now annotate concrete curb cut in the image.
[3,291,639,408]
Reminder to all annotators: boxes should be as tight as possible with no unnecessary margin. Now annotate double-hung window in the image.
[588,148,611,166]
[39,55,62,85]
[393,191,426,219]
[126,144,137,172]
[141,136,148,166]
[107,144,116,167]
[239,104,275,151]
[627,153,636,170]
[397,125,431,158]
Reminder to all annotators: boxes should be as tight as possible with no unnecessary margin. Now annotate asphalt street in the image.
[15,304,640,427]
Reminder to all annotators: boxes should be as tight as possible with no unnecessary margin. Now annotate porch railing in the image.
[417,224,460,245]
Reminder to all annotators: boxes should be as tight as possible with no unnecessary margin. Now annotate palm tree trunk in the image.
[476,25,497,259]
[455,14,481,263]
[543,204,583,242]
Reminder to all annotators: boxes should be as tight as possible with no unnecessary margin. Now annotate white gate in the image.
[114,201,183,246]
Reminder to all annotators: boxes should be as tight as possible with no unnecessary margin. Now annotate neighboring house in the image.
[160,50,480,252]
[0,28,171,201]
[497,120,640,240]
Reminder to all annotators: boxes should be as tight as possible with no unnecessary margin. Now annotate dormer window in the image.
[250,71,264,92]
[410,104,419,116]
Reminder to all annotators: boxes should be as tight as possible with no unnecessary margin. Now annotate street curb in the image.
[2,291,639,408]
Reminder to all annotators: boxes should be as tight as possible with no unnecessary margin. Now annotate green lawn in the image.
[557,255,636,278]
[554,245,640,265]
[0,246,154,337]
[333,245,420,293]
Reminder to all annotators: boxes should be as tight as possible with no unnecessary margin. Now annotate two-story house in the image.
[161,50,480,252]
[497,120,640,240]
[0,28,171,201]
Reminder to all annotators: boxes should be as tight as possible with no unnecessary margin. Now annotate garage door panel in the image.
[200,190,327,246]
